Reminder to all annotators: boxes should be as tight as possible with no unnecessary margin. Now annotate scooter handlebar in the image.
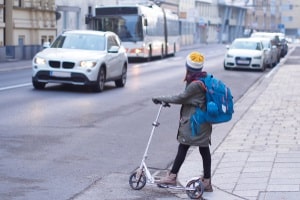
[162,102,170,107]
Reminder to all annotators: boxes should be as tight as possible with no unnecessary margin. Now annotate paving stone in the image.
[213,175,239,185]
[257,191,300,200]
[239,172,270,178]
[218,161,246,168]
[269,178,300,185]
[271,172,300,179]
[237,177,269,184]
[214,166,243,174]
[242,166,272,173]
[216,184,236,191]
[244,162,273,168]
[277,153,300,158]
[234,190,259,199]
[267,184,300,192]
[247,155,275,162]
[274,163,300,168]
[234,183,267,191]
[276,157,300,162]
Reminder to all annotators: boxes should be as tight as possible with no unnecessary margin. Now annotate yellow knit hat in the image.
[186,51,205,72]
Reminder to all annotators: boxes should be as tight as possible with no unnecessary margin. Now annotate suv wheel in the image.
[32,80,46,89]
[91,67,106,92]
[115,64,127,87]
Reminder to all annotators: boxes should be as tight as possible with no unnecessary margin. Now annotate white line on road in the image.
[0,83,32,91]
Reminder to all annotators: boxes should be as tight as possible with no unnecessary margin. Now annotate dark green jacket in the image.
[155,81,212,146]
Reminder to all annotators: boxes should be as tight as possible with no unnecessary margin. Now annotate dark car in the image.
[280,38,288,57]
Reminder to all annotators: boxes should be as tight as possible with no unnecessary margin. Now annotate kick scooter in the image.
[129,102,205,199]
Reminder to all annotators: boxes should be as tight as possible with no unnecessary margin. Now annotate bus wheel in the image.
[172,44,176,57]
[147,46,152,62]
[161,46,164,59]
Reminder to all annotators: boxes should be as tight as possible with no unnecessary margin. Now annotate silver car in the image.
[258,37,278,68]
[32,30,128,92]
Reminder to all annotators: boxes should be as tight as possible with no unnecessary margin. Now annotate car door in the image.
[257,42,266,67]
[263,41,272,66]
[106,35,122,78]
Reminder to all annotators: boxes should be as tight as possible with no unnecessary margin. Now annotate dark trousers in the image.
[170,143,211,179]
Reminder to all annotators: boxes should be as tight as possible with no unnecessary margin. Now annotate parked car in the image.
[32,30,128,92]
[258,37,278,68]
[251,32,287,59]
[280,38,288,57]
[224,38,267,71]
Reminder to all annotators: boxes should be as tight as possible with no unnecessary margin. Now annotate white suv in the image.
[32,30,128,92]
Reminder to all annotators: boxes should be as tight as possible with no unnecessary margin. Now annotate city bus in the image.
[90,3,180,60]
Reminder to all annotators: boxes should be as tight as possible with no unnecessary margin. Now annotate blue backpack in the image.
[190,74,234,136]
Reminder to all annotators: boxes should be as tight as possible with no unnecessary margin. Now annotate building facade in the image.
[0,0,56,61]
[244,0,281,34]
[1,0,297,62]
[280,0,300,40]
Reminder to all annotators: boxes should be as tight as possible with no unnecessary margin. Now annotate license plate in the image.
[50,71,71,77]
[237,60,249,64]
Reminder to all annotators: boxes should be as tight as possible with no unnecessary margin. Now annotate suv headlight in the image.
[80,61,97,68]
[34,57,46,65]
[253,56,262,59]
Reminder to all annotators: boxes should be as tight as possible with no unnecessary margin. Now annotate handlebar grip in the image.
[162,102,170,107]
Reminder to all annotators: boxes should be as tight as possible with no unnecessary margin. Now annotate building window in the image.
[282,4,293,11]
[13,0,21,7]
[282,16,293,23]
[48,36,54,44]
[41,36,47,45]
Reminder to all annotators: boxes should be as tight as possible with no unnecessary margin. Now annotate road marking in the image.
[0,83,31,91]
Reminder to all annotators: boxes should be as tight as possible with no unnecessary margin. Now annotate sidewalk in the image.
[179,44,300,200]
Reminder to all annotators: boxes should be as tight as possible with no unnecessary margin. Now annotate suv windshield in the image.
[51,33,106,51]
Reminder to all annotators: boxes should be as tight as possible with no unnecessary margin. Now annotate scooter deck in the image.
[157,183,195,191]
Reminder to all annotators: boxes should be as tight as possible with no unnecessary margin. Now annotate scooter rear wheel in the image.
[129,171,147,190]
[185,178,204,199]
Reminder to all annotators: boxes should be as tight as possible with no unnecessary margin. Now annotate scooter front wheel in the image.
[185,178,204,199]
[129,171,147,190]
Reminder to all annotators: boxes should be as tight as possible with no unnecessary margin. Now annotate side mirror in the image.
[108,46,119,53]
[226,45,230,49]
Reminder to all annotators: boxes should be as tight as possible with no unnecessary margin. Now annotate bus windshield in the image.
[93,15,143,42]
[92,5,180,59]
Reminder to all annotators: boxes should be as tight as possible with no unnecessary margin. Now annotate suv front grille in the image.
[49,61,60,68]
[48,61,75,69]
[63,62,75,69]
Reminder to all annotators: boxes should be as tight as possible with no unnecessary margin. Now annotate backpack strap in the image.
[192,79,207,92]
